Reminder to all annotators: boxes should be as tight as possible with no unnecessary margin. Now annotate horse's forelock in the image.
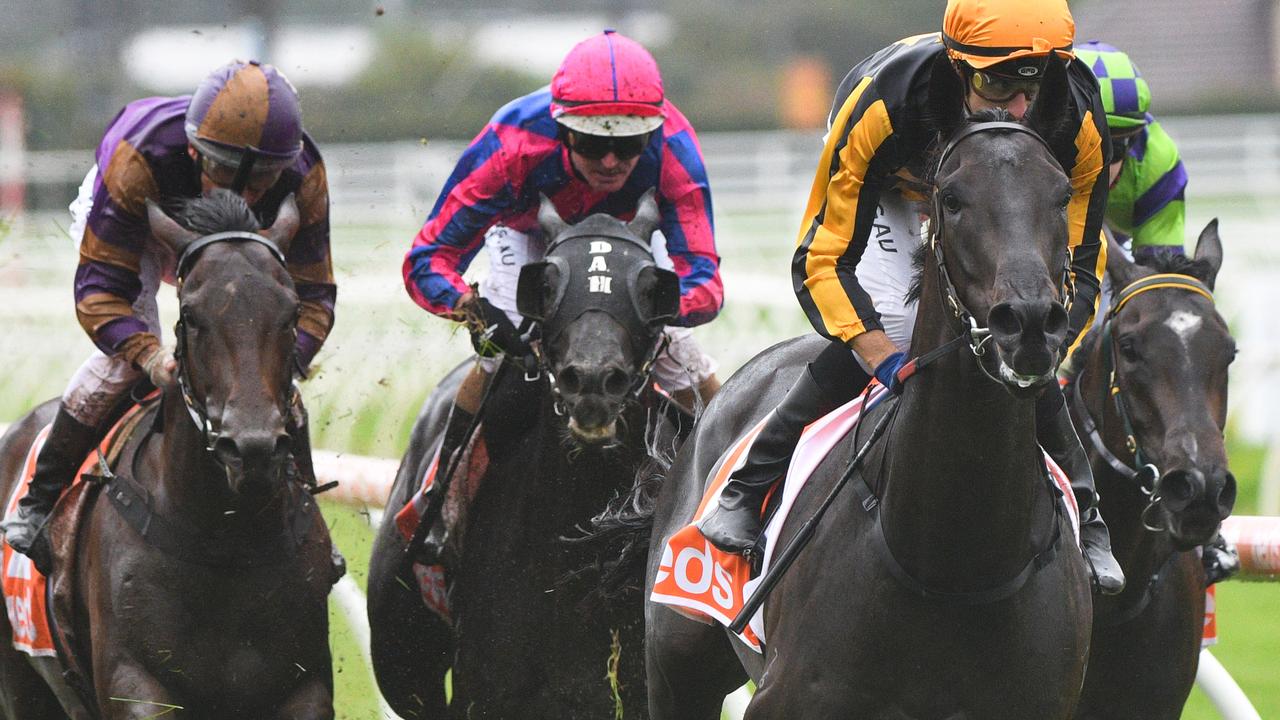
[176,189,261,236]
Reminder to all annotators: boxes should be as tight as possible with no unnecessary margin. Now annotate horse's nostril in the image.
[603,368,631,397]
[987,303,1022,338]
[1044,303,1069,339]
[559,367,582,395]
[1217,471,1238,517]
[274,433,293,458]
[214,436,240,464]
[1159,469,1202,511]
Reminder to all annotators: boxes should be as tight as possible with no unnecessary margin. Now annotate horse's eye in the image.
[942,193,961,213]
[1117,337,1140,362]
[1059,193,1072,209]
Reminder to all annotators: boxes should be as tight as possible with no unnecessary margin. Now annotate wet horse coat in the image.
[644,56,1093,719]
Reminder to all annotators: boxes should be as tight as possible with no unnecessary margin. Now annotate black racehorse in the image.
[368,192,687,719]
[0,192,339,718]
[645,57,1092,718]
[1072,221,1236,719]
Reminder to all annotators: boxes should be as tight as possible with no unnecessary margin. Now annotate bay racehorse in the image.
[0,192,340,719]
[368,192,688,719]
[1072,221,1236,719]
[645,56,1092,719]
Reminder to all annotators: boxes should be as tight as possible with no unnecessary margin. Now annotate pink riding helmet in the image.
[550,29,666,137]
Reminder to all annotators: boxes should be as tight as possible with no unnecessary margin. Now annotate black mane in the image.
[176,189,261,235]
[1137,247,1216,284]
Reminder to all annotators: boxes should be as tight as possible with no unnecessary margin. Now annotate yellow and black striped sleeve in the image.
[791,74,900,345]
[1062,62,1112,356]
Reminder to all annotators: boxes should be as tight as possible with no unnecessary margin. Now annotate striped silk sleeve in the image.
[1130,123,1187,255]
[288,159,336,368]
[1063,108,1109,358]
[657,125,721,327]
[792,76,896,345]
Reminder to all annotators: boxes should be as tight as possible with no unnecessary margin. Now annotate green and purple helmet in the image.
[184,60,303,173]
[1076,41,1151,131]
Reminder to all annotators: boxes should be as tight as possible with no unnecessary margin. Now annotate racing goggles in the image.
[969,68,1041,104]
[1109,130,1141,162]
[566,130,652,161]
[200,154,284,194]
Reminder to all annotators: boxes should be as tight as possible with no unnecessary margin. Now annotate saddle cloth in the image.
[2,400,152,657]
[650,382,1083,653]
[393,430,489,624]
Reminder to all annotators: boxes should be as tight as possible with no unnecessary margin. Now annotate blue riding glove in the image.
[874,352,908,394]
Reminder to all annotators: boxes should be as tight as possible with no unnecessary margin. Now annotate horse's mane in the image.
[1136,247,1216,284]
[176,189,261,235]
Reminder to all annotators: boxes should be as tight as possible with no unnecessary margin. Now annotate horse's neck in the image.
[879,291,1048,588]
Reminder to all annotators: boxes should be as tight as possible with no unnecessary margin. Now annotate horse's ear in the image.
[1194,218,1223,290]
[146,198,197,257]
[1105,231,1141,289]
[538,194,569,240]
[263,193,300,256]
[628,188,661,240]
[1026,53,1071,148]
[926,53,966,144]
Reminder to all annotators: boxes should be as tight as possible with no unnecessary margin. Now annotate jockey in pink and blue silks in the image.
[402,30,723,563]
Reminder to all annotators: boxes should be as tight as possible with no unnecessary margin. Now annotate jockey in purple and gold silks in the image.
[698,0,1127,596]
[3,60,334,574]
[400,30,723,566]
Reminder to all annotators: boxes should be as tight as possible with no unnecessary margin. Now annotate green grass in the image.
[2,213,1277,718]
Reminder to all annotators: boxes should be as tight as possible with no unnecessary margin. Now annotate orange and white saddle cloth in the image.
[651,383,1084,653]
[2,401,152,657]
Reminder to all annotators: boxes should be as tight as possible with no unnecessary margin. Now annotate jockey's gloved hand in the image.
[874,352,908,394]
[468,297,529,358]
[140,345,177,388]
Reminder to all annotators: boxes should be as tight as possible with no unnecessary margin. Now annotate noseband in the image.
[897,121,1069,387]
[172,231,295,455]
[1068,272,1216,530]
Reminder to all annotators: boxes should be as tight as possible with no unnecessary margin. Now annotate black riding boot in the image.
[1202,530,1240,585]
[1037,386,1126,595]
[3,406,99,575]
[413,406,477,565]
[699,342,870,554]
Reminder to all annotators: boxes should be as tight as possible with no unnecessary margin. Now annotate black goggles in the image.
[1109,132,1140,162]
[566,130,651,161]
[968,68,1041,104]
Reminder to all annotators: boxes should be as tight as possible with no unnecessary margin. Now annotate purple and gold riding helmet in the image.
[184,60,303,175]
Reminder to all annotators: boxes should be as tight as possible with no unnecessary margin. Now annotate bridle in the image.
[1068,272,1216,531]
[171,231,297,456]
[525,228,673,414]
[896,121,1071,388]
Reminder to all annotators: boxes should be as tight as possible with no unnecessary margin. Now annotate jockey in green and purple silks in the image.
[1075,41,1187,260]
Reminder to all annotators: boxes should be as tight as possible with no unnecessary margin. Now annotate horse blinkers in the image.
[516,257,569,322]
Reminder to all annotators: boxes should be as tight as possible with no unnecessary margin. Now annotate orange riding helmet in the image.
[942,0,1075,72]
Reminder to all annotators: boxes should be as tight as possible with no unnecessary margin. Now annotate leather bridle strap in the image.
[176,230,286,280]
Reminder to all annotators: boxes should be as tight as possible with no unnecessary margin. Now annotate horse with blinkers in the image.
[368,191,686,719]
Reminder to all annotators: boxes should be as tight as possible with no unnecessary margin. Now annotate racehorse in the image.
[368,192,686,719]
[644,56,1092,719]
[1072,222,1236,719]
[0,192,339,719]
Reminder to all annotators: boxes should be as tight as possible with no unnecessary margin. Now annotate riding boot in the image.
[3,406,100,575]
[1202,530,1240,585]
[699,342,869,554]
[413,405,477,566]
[1036,386,1126,595]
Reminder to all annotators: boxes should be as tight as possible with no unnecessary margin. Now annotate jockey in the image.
[1074,41,1239,584]
[1074,41,1187,264]
[2,61,335,574]
[698,0,1127,594]
[403,30,723,563]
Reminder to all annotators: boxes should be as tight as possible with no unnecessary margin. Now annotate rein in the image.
[1067,273,1216,529]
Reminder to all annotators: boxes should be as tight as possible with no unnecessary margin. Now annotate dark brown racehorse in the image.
[644,56,1092,718]
[0,192,339,719]
[368,193,686,719]
[1072,222,1236,719]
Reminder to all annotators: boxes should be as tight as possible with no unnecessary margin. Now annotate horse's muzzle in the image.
[986,299,1069,391]
[1159,466,1237,549]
